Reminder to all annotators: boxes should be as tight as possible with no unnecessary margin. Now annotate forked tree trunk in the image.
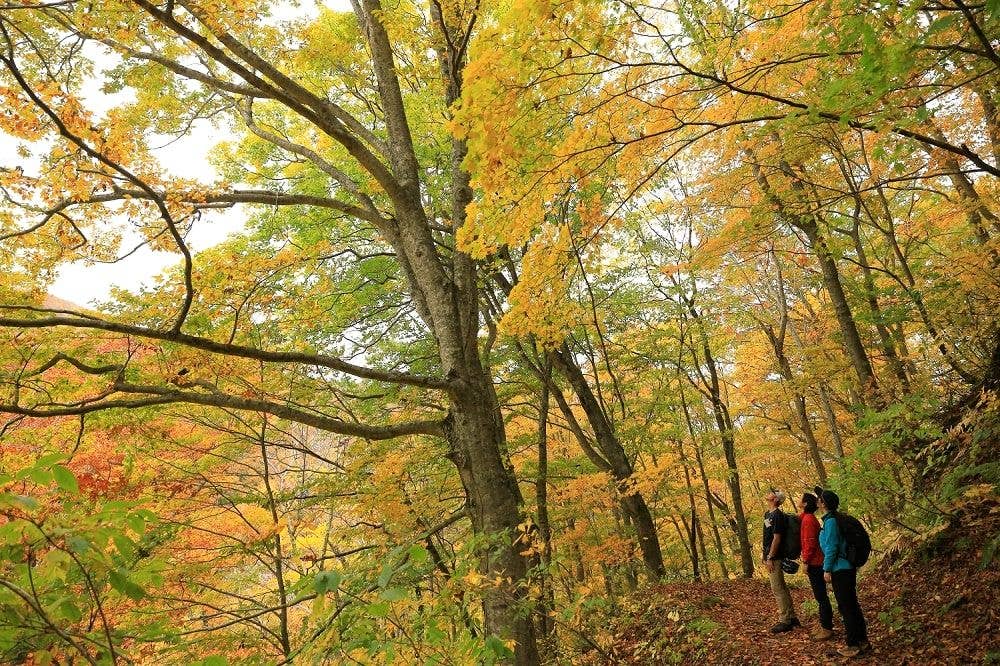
[683,303,754,577]
[550,346,666,579]
[352,0,542,655]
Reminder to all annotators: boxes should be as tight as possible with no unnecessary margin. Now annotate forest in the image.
[0,0,998,663]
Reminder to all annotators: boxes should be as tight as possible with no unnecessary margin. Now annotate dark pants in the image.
[831,568,868,646]
[807,564,834,630]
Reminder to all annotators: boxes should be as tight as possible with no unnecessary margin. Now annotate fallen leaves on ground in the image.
[581,514,1000,665]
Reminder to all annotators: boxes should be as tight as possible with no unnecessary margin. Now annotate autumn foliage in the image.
[1,0,999,664]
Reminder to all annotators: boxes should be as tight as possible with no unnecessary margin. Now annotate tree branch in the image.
[0,311,453,391]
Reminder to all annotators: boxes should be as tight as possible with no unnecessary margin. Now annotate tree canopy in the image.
[1,0,998,663]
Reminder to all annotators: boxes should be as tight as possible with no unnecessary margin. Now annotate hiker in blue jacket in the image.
[818,490,870,658]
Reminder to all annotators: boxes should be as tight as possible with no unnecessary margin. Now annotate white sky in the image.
[48,129,244,307]
[7,0,343,308]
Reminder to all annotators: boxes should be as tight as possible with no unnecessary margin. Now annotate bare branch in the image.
[0,25,197,332]
[0,311,452,391]
[112,382,446,439]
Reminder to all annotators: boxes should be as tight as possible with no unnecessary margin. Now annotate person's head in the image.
[801,492,818,514]
[818,489,840,513]
[765,488,786,508]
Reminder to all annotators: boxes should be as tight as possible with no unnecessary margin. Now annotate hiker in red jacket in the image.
[800,492,834,641]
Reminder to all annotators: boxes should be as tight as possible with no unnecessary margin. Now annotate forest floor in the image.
[582,511,1000,665]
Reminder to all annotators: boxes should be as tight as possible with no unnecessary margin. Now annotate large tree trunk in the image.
[748,152,877,398]
[840,219,911,391]
[798,220,878,396]
[446,378,539,665]
[711,399,754,578]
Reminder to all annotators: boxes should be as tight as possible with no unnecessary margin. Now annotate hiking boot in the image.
[810,627,834,642]
[769,620,795,633]
[837,644,866,658]
[789,617,801,628]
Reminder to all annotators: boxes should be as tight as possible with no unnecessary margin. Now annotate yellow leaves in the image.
[945,483,1000,516]
[498,223,583,346]
[256,515,289,542]
[620,461,676,501]
[962,484,998,501]
[185,0,262,34]
[462,569,485,587]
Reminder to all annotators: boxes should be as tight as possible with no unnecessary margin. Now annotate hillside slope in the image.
[578,510,1000,665]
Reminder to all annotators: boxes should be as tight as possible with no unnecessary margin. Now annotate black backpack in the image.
[783,511,802,560]
[834,512,872,568]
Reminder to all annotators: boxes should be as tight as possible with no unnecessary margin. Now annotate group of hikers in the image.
[762,487,872,659]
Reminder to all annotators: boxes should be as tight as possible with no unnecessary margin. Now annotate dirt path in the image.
[592,526,999,665]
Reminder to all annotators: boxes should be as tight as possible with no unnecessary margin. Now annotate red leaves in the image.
[70,449,128,499]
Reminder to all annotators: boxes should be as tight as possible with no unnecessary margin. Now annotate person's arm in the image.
[768,532,782,559]
[765,531,782,572]
[765,511,785,570]
[762,514,768,560]
[820,515,839,581]
[800,514,817,564]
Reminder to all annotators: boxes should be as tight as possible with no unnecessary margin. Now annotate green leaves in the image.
[53,598,82,623]
[126,512,146,536]
[379,586,408,602]
[483,635,515,662]
[366,601,391,618]
[923,15,957,39]
[9,456,78,496]
[0,452,167,659]
[313,570,343,595]
[377,560,396,588]
[407,544,430,564]
[191,656,228,666]
[0,494,39,511]
[51,465,78,494]
[109,568,146,600]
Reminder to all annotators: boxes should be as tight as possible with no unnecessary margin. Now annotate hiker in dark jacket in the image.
[763,489,800,633]
[819,490,870,657]
[800,492,833,641]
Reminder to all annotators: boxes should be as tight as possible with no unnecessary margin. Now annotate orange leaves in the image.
[69,449,130,500]
[0,86,45,140]
[553,471,614,509]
